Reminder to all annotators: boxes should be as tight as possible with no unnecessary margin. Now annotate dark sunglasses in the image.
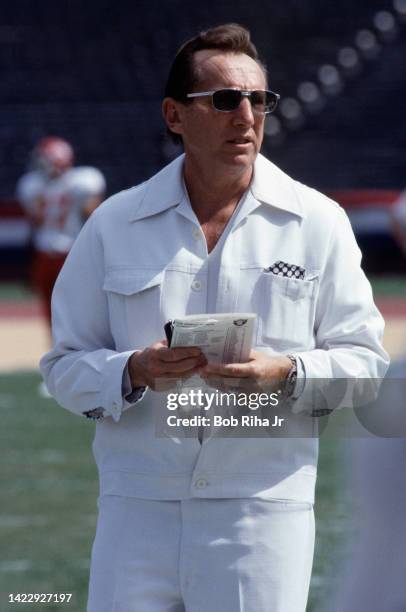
[186,88,280,114]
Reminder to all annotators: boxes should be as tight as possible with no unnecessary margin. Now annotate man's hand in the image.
[128,341,207,391]
[200,350,292,393]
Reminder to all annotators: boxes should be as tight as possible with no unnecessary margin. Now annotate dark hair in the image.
[164,23,267,144]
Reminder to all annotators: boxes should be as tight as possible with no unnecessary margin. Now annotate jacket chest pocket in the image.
[103,269,164,350]
[257,271,318,351]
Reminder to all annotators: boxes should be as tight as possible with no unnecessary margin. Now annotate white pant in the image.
[87,495,314,612]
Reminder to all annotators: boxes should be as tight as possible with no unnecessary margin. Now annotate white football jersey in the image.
[17,166,106,254]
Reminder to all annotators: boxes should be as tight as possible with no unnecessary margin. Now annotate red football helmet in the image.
[32,137,74,176]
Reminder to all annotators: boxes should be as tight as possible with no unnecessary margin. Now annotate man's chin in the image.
[221,150,257,168]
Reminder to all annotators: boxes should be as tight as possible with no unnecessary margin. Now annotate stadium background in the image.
[1,1,406,610]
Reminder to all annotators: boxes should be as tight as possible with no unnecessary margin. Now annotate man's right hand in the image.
[128,341,207,391]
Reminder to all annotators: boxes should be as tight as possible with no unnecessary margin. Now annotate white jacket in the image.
[40,154,389,503]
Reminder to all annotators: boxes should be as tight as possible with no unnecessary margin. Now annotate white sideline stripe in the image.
[347,207,391,233]
[0,515,48,528]
[39,450,67,463]
[0,219,30,246]
[0,560,32,572]
[0,558,90,573]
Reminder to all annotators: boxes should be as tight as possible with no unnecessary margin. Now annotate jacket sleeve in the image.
[295,207,389,407]
[39,212,137,422]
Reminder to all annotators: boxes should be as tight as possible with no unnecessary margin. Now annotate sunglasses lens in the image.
[250,91,267,113]
[212,89,241,111]
[210,89,279,113]
[251,91,279,113]
[264,91,279,113]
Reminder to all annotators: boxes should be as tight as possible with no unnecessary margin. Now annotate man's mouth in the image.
[227,138,252,145]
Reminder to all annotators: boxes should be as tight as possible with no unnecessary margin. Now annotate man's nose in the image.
[232,97,255,126]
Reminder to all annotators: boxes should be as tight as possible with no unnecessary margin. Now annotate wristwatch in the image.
[283,354,298,399]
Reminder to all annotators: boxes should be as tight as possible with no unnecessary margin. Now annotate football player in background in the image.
[16,136,106,330]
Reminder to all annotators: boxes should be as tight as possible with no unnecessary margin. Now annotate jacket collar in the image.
[129,155,185,222]
[129,152,304,222]
[251,153,304,219]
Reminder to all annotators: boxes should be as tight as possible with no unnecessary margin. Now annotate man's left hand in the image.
[200,350,292,393]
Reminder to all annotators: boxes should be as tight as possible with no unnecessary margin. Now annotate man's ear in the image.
[162,98,184,136]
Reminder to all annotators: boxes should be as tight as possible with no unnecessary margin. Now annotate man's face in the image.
[169,50,267,174]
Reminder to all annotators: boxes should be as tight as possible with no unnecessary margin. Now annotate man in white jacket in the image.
[41,23,388,612]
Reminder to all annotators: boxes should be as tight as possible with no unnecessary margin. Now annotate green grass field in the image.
[0,372,97,611]
[0,371,353,611]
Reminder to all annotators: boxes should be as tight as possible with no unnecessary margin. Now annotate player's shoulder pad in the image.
[16,171,45,202]
[66,166,106,194]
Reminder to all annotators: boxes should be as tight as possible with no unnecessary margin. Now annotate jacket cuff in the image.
[101,350,139,422]
[291,350,347,415]
[122,359,147,408]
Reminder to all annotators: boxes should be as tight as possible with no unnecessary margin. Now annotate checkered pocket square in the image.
[265,261,306,279]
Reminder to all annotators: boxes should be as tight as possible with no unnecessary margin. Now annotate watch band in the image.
[283,354,298,399]
[83,407,105,420]
[310,408,333,417]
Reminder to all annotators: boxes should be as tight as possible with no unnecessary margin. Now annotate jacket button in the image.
[191,280,202,291]
[195,478,207,489]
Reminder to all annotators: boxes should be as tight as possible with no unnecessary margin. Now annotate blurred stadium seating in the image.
[1,0,405,276]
